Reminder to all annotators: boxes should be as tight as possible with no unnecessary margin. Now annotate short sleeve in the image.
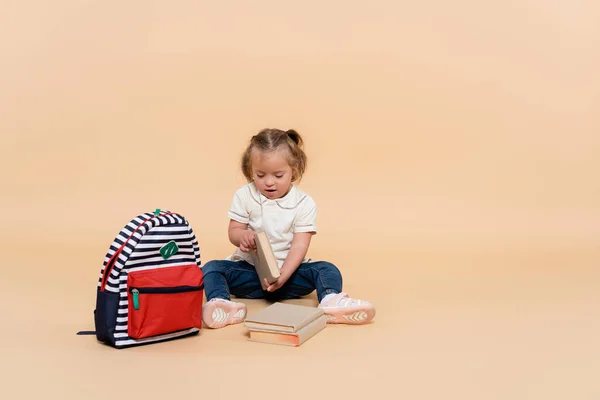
[227,189,250,224]
[294,196,317,233]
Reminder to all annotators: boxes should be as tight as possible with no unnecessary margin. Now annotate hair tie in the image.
[286,129,299,144]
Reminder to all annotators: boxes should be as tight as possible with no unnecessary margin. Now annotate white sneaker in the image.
[202,298,247,329]
[319,292,376,324]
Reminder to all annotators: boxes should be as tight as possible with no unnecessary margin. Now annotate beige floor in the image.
[2,1,600,399]
[2,238,600,399]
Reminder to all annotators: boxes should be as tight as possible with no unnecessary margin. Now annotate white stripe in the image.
[117,317,128,323]
[120,239,140,253]
[105,286,119,293]
[108,276,121,286]
[147,225,189,231]
[126,249,162,257]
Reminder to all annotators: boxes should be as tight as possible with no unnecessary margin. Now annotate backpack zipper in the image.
[129,285,204,310]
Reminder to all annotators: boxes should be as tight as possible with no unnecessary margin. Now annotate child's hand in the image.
[264,277,285,292]
[239,230,256,252]
[264,269,291,292]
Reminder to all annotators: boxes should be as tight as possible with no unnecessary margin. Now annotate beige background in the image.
[1,1,599,399]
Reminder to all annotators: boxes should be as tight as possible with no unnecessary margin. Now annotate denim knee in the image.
[314,261,341,276]
[305,260,343,298]
[201,260,225,275]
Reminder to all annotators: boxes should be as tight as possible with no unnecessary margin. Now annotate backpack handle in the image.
[100,211,175,291]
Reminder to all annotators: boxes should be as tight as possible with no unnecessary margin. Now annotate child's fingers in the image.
[265,278,281,292]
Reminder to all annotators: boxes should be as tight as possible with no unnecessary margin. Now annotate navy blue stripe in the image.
[128,249,195,262]
[130,285,203,294]
[144,228,191,236]
[136,238,192,245]
[129,243,193,253]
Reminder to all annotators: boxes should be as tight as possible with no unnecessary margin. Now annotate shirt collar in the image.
[248,182,306,209]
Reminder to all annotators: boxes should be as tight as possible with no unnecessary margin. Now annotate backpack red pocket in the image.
[127,264,204,339]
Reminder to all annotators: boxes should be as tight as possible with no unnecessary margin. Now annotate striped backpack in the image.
[80,209,204,348]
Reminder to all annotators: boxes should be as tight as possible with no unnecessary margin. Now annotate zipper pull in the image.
[132,289,140,310]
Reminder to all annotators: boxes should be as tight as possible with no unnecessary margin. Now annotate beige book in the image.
[248,314,327,347]
[252,231,280,290]
[244,302,325,333]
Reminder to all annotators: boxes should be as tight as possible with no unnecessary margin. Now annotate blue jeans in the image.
[201,259,343,303]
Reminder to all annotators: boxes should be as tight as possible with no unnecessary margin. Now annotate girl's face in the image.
[251,148,294,199]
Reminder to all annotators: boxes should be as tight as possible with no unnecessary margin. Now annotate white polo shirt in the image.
[226,182,317,268]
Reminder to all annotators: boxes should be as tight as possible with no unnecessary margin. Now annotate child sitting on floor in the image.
[201,128,376,328]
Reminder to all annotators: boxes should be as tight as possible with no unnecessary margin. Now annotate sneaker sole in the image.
[323,306,376,325]
[203,301,247,329]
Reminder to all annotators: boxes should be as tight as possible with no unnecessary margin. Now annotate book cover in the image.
[244,302,325,333]
[248,314,327,347]
[252,231,281,290]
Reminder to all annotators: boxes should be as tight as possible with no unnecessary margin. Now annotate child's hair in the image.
[241,128,307,183]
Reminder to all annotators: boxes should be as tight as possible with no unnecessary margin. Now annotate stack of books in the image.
[244,302,327,347]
